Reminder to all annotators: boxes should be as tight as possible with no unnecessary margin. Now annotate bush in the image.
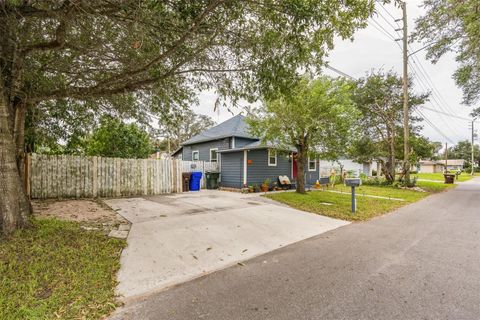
[361,176,393,186]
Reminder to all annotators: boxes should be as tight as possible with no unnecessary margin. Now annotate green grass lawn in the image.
[416,180,456,193]
[0,219,126,320]
[266,186,428,221]
[413,172,474,182]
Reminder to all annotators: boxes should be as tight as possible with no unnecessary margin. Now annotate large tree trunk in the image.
[296,143,307,194]
[0,90,30,235]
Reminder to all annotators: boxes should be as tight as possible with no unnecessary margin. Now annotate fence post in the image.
[92,156,98,198]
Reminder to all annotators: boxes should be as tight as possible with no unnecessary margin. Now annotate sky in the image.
[192,0,475,147]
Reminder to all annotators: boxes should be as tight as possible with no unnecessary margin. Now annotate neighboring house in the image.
[418,160,445,173]
[445,159,465,171]
[319,159,379,177]
[418,159,465,173]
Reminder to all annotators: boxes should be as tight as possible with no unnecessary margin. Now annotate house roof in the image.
[419,159,465,166]
[171,147,182,157]
[218,140,296,153]
[445,159,465,166]
[181,114,257,146]
[419,160,444,166]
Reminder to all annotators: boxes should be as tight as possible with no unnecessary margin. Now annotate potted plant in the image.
[261,178,271,192]
[253,184,260,193]
[248,185,254,193]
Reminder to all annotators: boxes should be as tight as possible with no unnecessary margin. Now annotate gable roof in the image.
[181,114,257,145]
[445,159,465,166]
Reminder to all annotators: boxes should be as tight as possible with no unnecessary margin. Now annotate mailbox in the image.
[344,178,362,187]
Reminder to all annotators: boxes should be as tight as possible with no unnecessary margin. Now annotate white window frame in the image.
[308,156,316,171]
[192,150,199,161]
[268,149,277,166]
[209,148,218,162]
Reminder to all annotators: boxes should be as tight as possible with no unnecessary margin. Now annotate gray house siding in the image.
[246,149,292,186]
[304,159,320,185]
[182,138,230,161]
[220,151,244,188]
[233,137,258,148]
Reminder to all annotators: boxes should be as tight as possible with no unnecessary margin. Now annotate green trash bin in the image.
[205,172,220,189]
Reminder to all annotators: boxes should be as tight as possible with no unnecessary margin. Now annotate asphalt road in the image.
[112,178,480,320]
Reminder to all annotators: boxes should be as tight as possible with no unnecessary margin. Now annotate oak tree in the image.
[413,0,480,107]
[248,76,358,193]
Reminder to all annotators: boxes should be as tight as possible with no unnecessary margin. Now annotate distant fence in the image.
[26,154,219,199]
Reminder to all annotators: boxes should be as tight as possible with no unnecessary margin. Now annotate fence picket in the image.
[27,153,219,199]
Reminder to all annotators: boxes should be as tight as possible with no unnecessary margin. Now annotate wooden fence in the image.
[27,153,219,199]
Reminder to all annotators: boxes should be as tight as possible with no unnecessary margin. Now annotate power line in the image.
[421,106,470,121]
[414,108,456,144]
[373,4,460,117]
[369,6,469,141]
[325,65,357,80]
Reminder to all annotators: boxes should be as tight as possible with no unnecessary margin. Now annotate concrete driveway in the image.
[104,190,348,300]
[110,178,480,320]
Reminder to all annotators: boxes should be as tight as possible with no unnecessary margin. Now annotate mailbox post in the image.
[344,178,362,213]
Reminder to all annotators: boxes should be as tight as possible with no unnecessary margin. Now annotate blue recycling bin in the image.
[189,172,203,191]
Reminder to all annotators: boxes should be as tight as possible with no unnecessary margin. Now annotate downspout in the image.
[243,150,248,186]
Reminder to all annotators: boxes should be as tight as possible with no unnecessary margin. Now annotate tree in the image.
[248,76,358,193]
[448,140,480,171]
[351,70,428,182]
[0,0,376,234]
[85,118,153,159]
[413,0,480,106]
[157,108,216,152]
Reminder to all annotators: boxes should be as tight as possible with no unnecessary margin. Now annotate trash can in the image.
[182,172,192,192]
[444,173,455,184]
[205,172,220,189]
[189,172,203,191]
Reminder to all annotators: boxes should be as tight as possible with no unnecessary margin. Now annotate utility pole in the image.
[472,119,476,175]
[397,1,410,184]
[445,142,448,172]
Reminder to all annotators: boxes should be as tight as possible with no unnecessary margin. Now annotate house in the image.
[172,114,322,188]
[418,159,465,173]
[418,160,445,173]
[319,159,379,177]
[445,159,465,171]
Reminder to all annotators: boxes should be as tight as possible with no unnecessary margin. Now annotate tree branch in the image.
[93,0,226,89]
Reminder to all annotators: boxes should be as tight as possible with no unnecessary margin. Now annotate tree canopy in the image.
[156,108,216,152]
[413,0,480,107]
[448,140,480,171]
[85,117,153,159]
[350,70,429,182]
[248,76,358,193]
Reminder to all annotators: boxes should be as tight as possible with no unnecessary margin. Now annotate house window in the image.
[210,148,218,162]
[192,150,199,161]
[268,149,277,166]
[308,157,316,171]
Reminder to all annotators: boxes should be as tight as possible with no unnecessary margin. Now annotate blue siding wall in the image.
[220,151,244,188]
[304,159,320,185]
[246,150,292,186]
[234,137,258,148]
[218,149,321,189]
[182,138,229,161]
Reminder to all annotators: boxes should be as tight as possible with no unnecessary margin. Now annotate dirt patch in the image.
[32,199,127,227]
